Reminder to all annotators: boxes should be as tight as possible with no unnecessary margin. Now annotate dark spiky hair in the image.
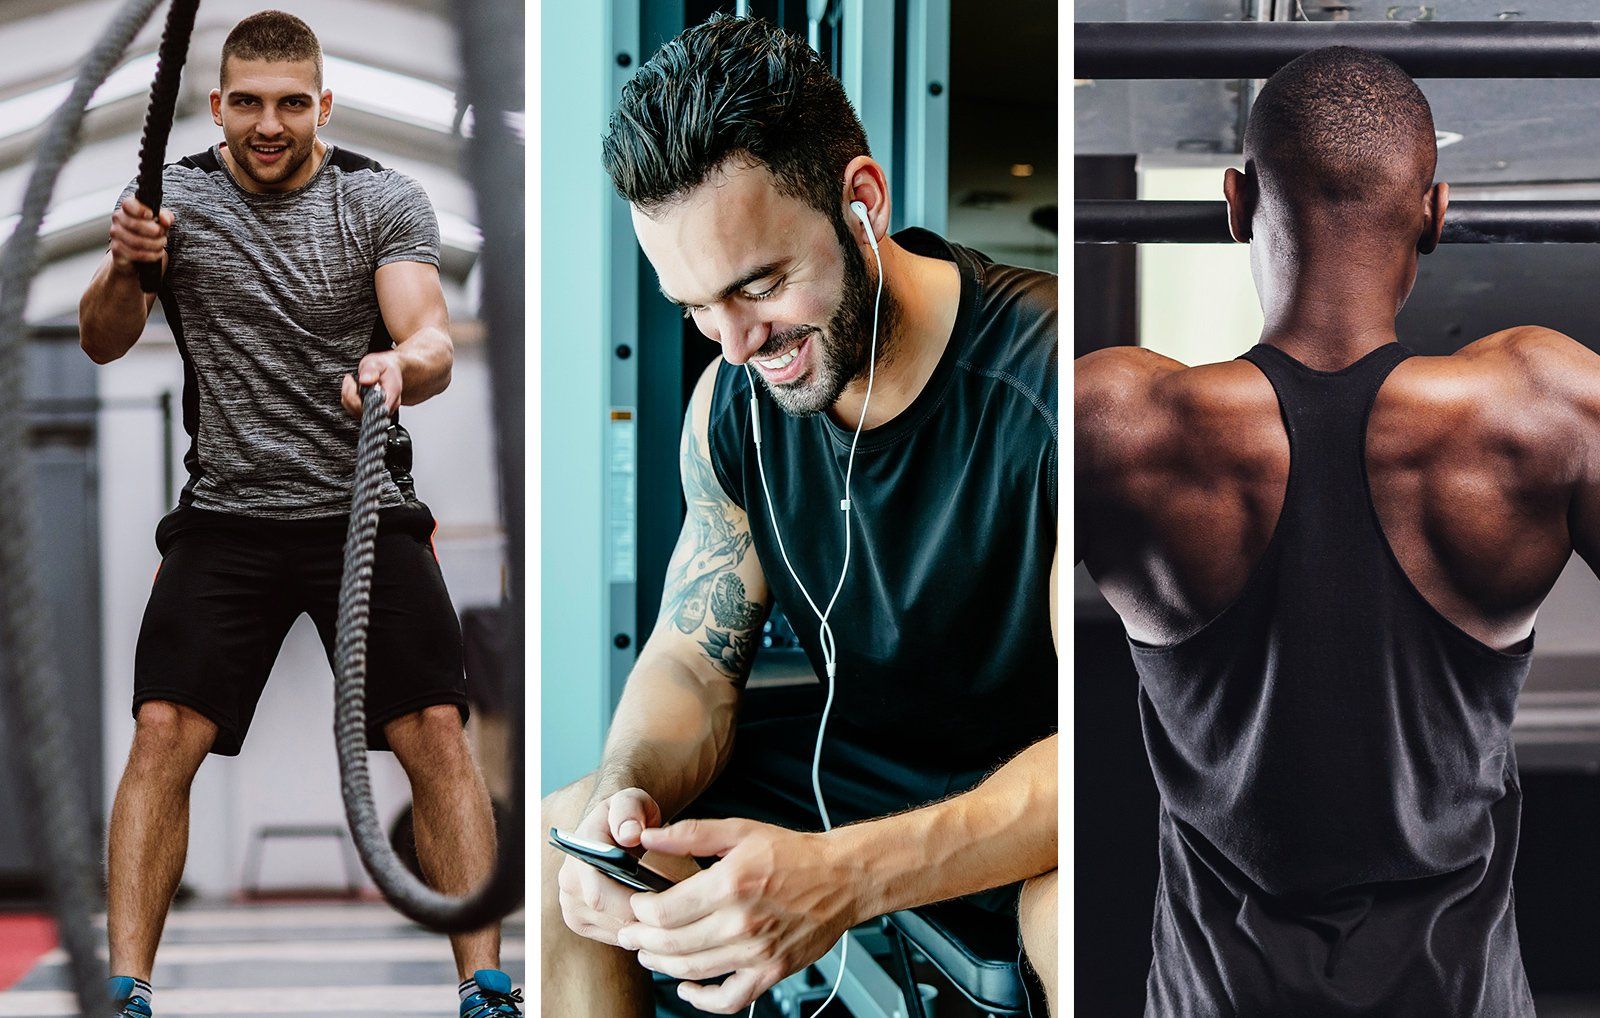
[1245,46,1436,224]
[602,14,870,220]
[222,11,323,90]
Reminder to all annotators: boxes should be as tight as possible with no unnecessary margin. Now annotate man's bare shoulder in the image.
[1078,343,1278,408]
[1392,328,1600,420]
[1372,329,1600,491]
[1075,342,1273,470]
[1429,326,1593,382]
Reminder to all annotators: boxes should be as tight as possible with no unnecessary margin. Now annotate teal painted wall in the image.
[540,1,613,794]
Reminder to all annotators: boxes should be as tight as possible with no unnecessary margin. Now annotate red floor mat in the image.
[0,914,56,990]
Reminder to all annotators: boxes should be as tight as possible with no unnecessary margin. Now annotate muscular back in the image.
[1076,328,1600,650]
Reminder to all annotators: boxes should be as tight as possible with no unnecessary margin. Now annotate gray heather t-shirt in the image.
[125,144,440,519]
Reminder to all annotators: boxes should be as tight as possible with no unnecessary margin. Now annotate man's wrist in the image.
[824,822,895,925]
[828,795,973,921]
[586,769,655,818]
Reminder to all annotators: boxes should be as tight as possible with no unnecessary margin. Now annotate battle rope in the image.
[132,0,199,293]
[333,388,520,933]
[331,0,525,937]
[0,2,173,1013]
[331,0,526,924]
[448,0,527,921]
[334,0,528,928]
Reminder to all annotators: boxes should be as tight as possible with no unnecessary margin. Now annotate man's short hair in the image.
[602,13,870,221]
[1244,46,1436,220]
[221,11,323,90]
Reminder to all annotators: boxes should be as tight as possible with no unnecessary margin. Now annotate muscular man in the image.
[1076,46,1600,1016]
[78,13,519,1017]
[543,15,1058,1016]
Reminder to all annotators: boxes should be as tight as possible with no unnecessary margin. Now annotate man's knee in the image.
[1018,868,1058,957]
[385,704,464,742]
[386,704,466,752]
[541,773,596,904]
[128,701,216,770]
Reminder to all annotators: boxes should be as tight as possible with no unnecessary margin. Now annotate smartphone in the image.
[548,827,677,893]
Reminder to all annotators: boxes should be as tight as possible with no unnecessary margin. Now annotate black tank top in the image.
[1132,343,1535,1017]
[707,228,1057,772]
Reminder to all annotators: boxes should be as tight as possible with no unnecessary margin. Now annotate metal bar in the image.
[23,395,168,412]
[1076,21,1600,79]
[885,924,929,1018]
[1076,200,1600,244]
[810,932,920,1018]
[159,389,173,510]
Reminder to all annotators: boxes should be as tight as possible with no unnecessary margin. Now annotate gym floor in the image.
[0,901,525,1016]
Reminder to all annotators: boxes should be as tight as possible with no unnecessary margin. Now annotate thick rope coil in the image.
[333,0,526,932]
[132,0,199,293]
[333,384,519,931]
[0,3,174,1013]
[450,0,526,920]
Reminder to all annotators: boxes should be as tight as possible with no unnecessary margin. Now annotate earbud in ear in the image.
[849,200,878,251]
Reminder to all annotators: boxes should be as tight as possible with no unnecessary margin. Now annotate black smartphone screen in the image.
[548,828,677,893]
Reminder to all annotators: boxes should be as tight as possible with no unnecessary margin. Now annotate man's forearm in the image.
[588,646,740,819]
[79,259,151,364]
[838,733,1058,922]
[394,326,453,405]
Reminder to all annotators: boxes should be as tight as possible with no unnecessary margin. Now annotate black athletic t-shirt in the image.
[707,228,1057,772]
[1131,343,1535,1017]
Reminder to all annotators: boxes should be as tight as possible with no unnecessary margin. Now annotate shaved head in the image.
[1244,47,1437,234]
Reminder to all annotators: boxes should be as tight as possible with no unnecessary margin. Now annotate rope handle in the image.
[133,0,200,293]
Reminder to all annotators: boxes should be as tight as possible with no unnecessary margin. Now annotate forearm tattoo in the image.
[659,427,767,678]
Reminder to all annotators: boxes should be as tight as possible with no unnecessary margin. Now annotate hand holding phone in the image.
[549,827,677,893]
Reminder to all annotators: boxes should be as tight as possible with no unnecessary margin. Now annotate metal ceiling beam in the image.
[1076,199,1600,244]
[1077,21,1600,79]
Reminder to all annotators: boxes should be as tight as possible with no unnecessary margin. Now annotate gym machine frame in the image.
[1075,21,1600,246]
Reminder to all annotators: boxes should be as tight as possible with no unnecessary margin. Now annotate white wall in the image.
[1524,558,1600,658]
[1138,163,1262,366]
[97,329,504,897]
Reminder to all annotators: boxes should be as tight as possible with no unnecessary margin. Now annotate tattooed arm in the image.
[587,359,772,821]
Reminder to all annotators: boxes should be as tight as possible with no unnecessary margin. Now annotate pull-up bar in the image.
[1076,200,1600,245]
[1076,21,1600,80]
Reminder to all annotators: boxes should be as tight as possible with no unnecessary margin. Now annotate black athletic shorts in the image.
[677,710,1023,917]
[133,501,468,756]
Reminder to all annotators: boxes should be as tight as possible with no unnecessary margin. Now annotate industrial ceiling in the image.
[1075,0,1600,186]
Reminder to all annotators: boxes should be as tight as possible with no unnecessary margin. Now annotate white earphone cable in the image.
[742,203,881,1018]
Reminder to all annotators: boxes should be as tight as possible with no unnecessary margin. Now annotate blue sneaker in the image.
[460,969,523,1016]
[107,977,152,1017]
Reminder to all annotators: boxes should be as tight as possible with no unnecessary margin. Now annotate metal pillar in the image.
[604,0,642,715]
[901,0,949,233]
[840,0,896,200]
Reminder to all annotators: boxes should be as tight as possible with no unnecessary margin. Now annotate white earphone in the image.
[851,198,877,250]
[742,198,883,1018]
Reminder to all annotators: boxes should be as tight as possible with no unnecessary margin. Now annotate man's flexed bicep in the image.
[341,260,453,417]
[650,360,773,684]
